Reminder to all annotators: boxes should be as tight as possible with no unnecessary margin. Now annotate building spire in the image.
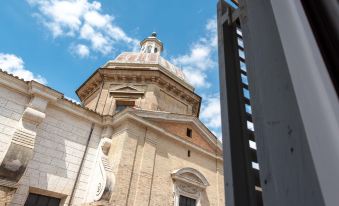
[140,32,163,54]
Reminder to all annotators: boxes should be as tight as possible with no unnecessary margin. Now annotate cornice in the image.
[0,69,29,94]
[76,68,201,116]
[75,70,103,101]
[105,61,192,90]
[28,81,63,102]
[76,67,201,116]
[0,69,102,125]
[54,99,102,124]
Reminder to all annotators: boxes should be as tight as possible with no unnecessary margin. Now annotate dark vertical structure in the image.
[218,0,339,206]
[217,1,263,206]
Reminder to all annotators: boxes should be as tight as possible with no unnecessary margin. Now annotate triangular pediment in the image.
[110,109,223,159]
[131,110,222,154]
[153,120,218,153]
[109,85,144,95]
[111,85,140,92]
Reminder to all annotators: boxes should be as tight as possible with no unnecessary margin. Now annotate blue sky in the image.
[0,0,231,140]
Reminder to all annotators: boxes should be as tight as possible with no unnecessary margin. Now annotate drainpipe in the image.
[69,71,104,205]
[68,123,95,205]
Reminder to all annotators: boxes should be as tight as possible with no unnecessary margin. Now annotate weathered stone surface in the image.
[0,186,15,206]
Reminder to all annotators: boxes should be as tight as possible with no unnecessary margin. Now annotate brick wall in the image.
[155,121,216,153]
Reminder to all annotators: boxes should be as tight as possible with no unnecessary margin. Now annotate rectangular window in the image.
[179,195,196,206]
[247,120,255,132]
[252,162,260,170]
[239,49,245,59]
[186,128,192,137]
[249,140,257,150]
[115,100,135,113]
[243,88,250,99]
[25,193,60,206]
[240,61,247,72]
[241,73,248,85]
[236,27,243,36]
[237,38,244,48]
[245,104,252,114]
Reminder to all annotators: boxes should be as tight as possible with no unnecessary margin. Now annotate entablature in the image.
[76,68,201,117]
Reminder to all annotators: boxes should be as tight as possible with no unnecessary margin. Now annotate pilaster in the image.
[131,131,157,206]
[108,124,142,206]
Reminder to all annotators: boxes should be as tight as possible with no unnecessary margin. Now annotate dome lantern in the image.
[140,32,163,54]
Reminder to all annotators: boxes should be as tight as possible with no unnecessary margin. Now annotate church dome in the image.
[103,32,188,85]
[112,52,186,81]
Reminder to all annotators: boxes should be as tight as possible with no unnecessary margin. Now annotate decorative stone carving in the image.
[87,138,114,203]
[109,85,145,99]
[177,182,199,195]
[171,167,209,206]
[0,82,61,184]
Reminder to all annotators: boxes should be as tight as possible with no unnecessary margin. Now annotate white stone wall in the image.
[9,105,102,206]
[0,86,28,164]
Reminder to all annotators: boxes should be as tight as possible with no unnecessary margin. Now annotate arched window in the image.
[154,47,158,53]
[147,45,152,53]
[171,168,209,206]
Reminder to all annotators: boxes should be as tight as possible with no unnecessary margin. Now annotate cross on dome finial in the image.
[140,32,163,54]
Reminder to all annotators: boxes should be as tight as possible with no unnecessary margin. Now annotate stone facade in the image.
[0,33,224,206]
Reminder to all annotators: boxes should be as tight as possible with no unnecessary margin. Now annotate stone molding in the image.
[0,70,102,124]
[171,168,209,189]
[171,168,209,206]
[104,56,189,88]
[28,81,62,102]
[0,70,29,94]
[76,68,201,117]
[22,107,46,124]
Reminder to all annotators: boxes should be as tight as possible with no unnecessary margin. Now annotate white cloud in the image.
[206,18,217,47]
[171,17,221,139]
[27,0,139,56]
[183,69,210,88]
[72,44,90,58]
[0,53,47,84]
[200,94,221,129]
[172,17,217,88]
